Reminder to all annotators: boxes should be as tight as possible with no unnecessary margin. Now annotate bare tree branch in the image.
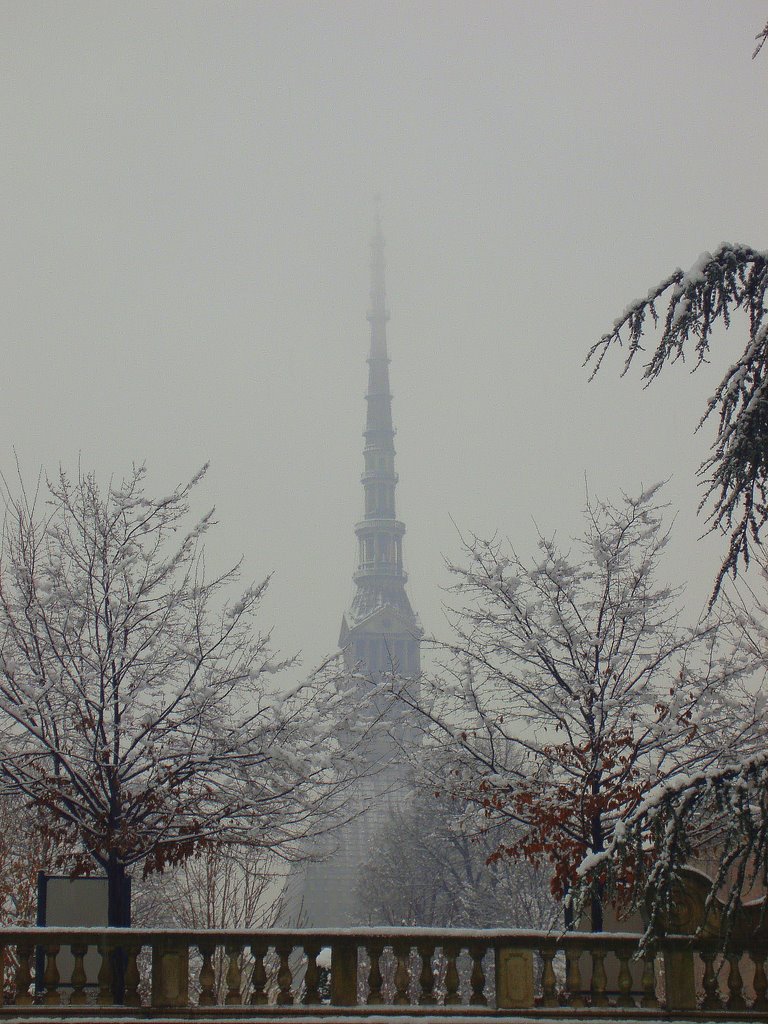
[0,463,360,922]
[388,488,745,928]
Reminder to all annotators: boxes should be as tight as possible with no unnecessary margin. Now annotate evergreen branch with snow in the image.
[586,244,768,601]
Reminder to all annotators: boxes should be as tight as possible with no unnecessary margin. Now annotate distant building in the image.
[283,219,422,926]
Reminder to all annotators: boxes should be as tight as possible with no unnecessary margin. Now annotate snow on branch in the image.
[573,559,768,937]
[387,487,745,928]
[586,244,768,602]
[0,464,362,906]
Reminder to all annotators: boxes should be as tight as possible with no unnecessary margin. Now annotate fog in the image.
[2,2,766,678]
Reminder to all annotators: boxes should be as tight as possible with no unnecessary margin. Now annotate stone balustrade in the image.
[0,925,766,1018]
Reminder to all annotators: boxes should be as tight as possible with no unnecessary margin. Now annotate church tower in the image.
[283,219,421,926]
[339,216,422,682]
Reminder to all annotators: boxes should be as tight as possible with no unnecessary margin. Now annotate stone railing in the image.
[0,924,767,1018]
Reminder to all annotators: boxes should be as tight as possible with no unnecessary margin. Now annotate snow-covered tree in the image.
[587,244,768,600]
[389,488,743,929]
[137,842,283,1002]
[357,791,558,930]
[579,564,768,936]
[137,843,281,932]
[0,464,357,931]
[579,746,768,942]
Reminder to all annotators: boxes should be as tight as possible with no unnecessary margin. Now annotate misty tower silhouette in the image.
[339,214,422,681]
[284,218,422,926]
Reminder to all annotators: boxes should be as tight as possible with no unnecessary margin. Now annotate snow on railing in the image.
[0,925,766,1017]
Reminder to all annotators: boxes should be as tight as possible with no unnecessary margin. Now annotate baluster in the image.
[276,943,294,1005]
[540,949,558,1007]
[249,944,268,1006]
[590,949,608,1006]
[124,944,141,1007]
[444,943,460,1005]
[42,943,60,1005]
[225,943,243,1006]
[366,942,383,1005]
[198,943,216,1006]
[700,952,720,1010]
[616,950,634,1008]
[727,953,746,1011]
[303,943,321,1005]
[393,943,410,1005]
[640,953,658,1008]
[469,944,487,1006]
[98,940,114,1005]
[418,942,436,1005]
[69,943,88,1006]
[330,939,357,1007]
[565,949,584,1008]
[14,941,33,1006]
[752,951,768,1010]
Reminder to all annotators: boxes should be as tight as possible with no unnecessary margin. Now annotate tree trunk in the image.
[590,811,604,932]
[591,883,604,932]
[107,856,128,927]
[563,882,574,930]
[106,855,128,1001]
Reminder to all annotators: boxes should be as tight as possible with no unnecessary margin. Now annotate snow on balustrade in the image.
[0,925,766,1018]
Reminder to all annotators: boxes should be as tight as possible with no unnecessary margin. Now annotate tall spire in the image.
[285,219,422,930]
[368,207,388,327]
[339,216,421,677]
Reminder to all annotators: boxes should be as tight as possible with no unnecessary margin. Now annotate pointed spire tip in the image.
[368,207,388,320]
[372,195,384,248]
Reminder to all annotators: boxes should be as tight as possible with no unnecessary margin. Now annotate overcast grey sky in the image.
[2,2,766,677]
